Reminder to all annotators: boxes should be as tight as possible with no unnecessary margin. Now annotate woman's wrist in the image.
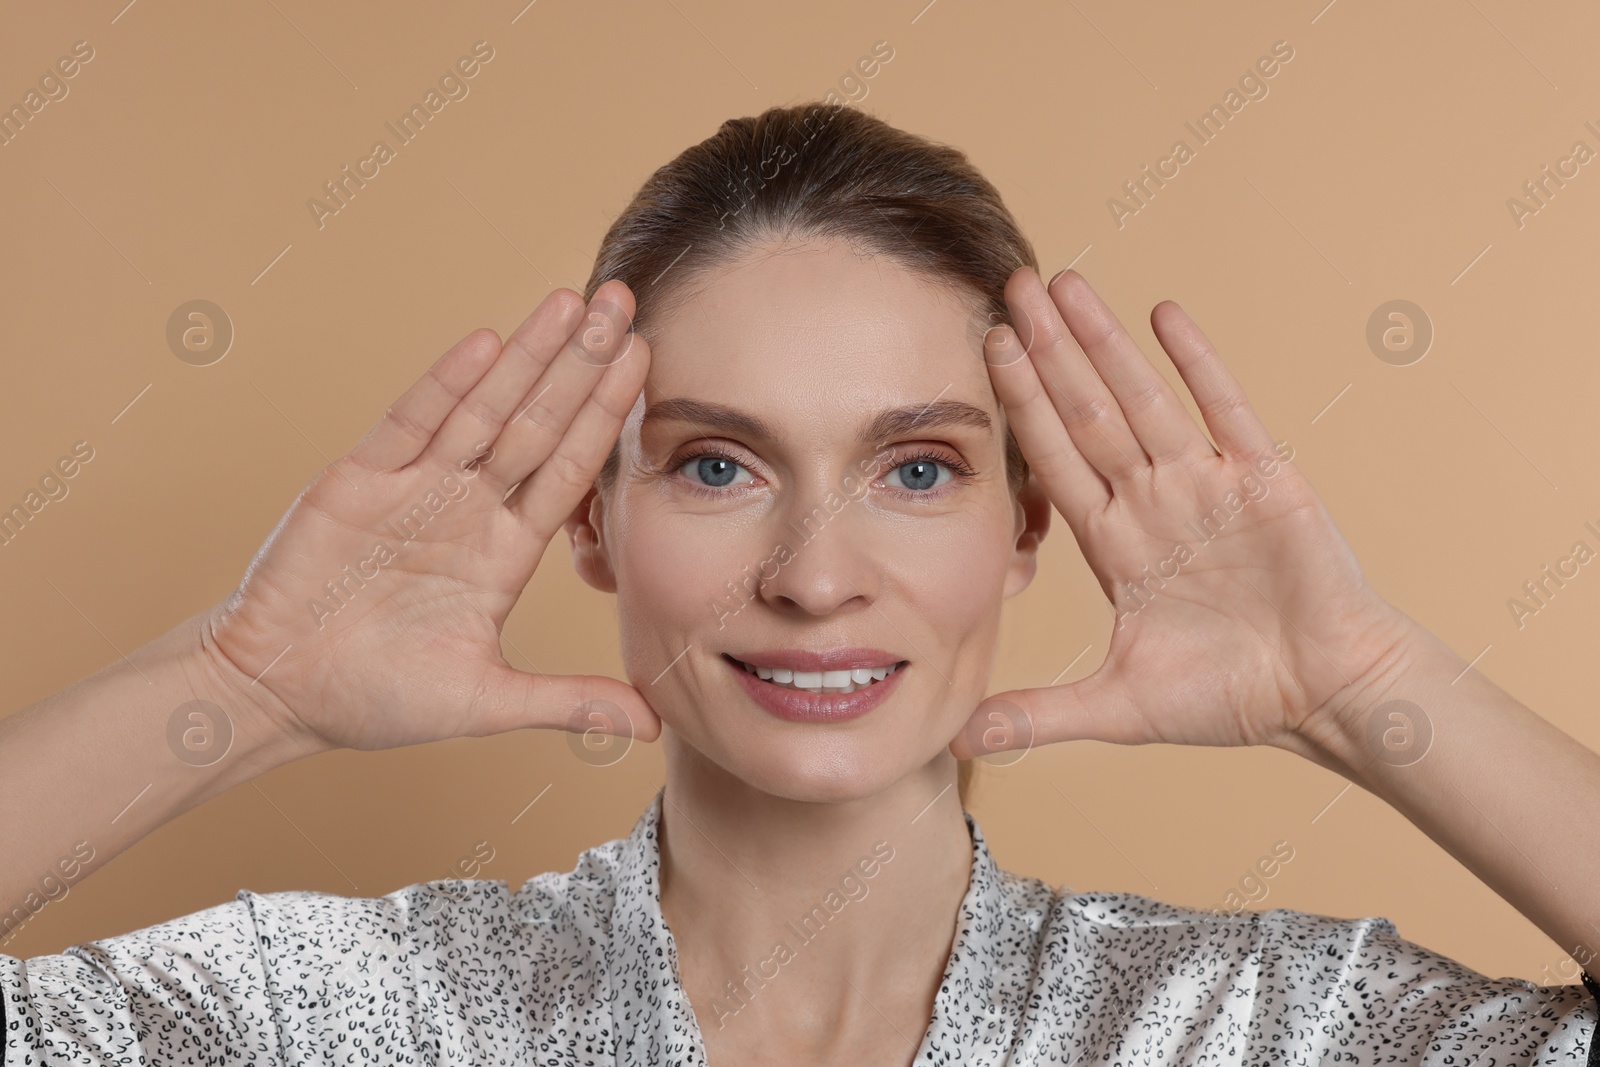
[185,602,334,773]
[1270,601,1438,783]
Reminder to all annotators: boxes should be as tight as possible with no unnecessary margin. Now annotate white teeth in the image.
[735,658,902,694]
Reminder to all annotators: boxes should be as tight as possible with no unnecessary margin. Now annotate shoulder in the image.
[993,872,1497,1000]
[994,880,1598,1059]
[235,831,635,973]
[20,893,269,996]
[1016,880,1482,982]
[1002,871,1388,944]
[219,835,637,1059]
[994,870,1264,957]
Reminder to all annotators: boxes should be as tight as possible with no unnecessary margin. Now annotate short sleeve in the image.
[1252,907,1600,1064]
[1,893,286,1065]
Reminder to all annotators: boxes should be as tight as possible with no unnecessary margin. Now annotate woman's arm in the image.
[0,607,319,922]
[1282,607,1600,974]
[1,282,660,925]
[952,265,1598,966]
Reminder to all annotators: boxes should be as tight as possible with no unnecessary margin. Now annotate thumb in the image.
[948,667,1143,759]
[468,664,663,745]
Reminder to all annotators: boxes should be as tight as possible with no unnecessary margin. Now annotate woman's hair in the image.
[583,101,1040,809]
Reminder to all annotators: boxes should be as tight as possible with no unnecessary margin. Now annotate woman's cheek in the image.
[614,511,750,651]
[885,513,1011,623]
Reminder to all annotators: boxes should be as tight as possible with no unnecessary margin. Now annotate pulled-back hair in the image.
[583,101,1041,807]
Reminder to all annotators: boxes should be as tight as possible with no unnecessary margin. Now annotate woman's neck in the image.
[657,741,973,1059]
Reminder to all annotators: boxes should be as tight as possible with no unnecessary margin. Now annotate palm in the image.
[207,283,660,753]
[1080,455,1390,747]
[955,269,1409,757]
[215,459,529,750]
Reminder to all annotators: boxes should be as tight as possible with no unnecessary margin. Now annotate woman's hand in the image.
[952,268,1415,758]
[203,281,660,755]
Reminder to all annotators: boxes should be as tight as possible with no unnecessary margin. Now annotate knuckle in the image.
[460,392,502,429]
[1120,379,1168,416]
[518,398,558,435]
[1064,394,1115,428]
[383,403,431,442]
[1200,390,1251,424]
[1030,440,1076,475]
[543,447,592,494]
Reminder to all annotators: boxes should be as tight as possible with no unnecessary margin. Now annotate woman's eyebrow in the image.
[861,399,994,445]
[640,397,994,445]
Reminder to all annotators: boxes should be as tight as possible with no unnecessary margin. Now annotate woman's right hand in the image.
[202,281,659,755]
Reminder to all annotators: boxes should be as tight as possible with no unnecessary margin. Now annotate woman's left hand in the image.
[951,268,1416,758]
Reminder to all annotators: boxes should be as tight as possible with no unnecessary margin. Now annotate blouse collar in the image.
[605,789,1031,1065]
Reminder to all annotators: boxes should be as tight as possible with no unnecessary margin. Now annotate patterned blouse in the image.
[4,791,1598,1064]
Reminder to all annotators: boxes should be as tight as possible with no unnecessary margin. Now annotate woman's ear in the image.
[1002,471,1052,599]
[564,485,618,593]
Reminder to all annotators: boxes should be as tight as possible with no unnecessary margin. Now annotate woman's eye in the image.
[884,459,953,493]
[678,454,753,489]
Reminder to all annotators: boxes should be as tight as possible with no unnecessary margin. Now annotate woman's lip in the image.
[726,647,903,672]
[724,653,907,723]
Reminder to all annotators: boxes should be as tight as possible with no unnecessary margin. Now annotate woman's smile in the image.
[728,656,904,691]
[721,649,911,723]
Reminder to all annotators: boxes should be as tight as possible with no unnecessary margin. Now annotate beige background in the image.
[3,0,1598,989]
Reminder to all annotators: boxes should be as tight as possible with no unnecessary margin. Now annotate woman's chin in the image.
[655,701,969,805]
[741,775,893,806]
[709,749,919,805]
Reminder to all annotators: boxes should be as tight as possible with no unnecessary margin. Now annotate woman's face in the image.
[576,236,1046,803]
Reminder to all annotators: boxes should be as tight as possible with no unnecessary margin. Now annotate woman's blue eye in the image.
[680,455,750,488]
[675,454,957,493]
[885,459,951,492]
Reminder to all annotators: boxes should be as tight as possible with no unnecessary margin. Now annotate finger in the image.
[947,669,1144,758]
[421,286,591,471]
[348,328,502,472]
[469,664,662,744]
[503,329,651,543]
[983,322,1111,522]
[480,283,642,499]
[1001,267,1149,482]
[1149,300,1279,460]
[1048,269,1217,464]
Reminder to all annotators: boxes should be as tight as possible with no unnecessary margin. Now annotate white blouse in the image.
[4,790,1597,1064]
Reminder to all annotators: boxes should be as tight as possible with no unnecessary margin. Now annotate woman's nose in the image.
[752,492,879,616]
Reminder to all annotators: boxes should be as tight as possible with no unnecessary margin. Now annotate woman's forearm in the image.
[0,298,659,938]
[1283,611,1600,970]
[0,606,326,927]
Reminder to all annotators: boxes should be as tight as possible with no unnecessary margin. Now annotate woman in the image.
[2,101,1597,1064]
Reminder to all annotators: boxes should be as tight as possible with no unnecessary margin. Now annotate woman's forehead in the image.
[640,240,992,396]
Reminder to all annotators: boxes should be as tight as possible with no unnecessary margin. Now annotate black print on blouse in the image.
[3,791,1597,1064]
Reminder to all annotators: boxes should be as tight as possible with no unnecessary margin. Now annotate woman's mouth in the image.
[720,651,910,723]
[722,653,905,695]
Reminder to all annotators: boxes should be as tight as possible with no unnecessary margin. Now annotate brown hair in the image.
[582,101,1039,809]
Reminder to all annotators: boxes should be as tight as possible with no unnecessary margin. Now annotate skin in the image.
[1,236,1597,1065]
